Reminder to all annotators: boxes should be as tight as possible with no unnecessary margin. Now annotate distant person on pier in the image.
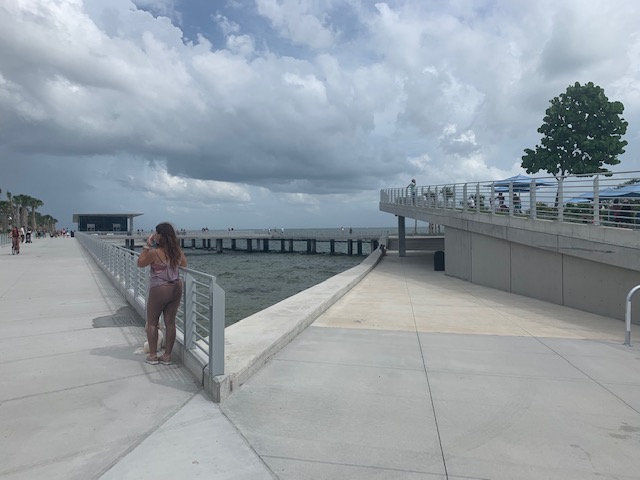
[407,179,417,205]
[137,222,187,365]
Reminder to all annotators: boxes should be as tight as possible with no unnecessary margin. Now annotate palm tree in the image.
[27,196,44,231]
[40,215,58,233]
[13,194,29,229]
[0,200,9,231]
[6,191,14,226]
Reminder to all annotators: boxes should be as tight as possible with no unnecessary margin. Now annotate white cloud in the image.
[2,0,640,229]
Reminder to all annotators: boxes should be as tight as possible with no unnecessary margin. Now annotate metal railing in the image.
[625,285,639,346]
[76,232,225,376]
[381,170,640,228]
[0,233,9,247]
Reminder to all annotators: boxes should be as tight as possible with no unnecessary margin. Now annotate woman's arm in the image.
[137,234,156,268]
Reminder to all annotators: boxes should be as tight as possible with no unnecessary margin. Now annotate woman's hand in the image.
[147,234,155,247]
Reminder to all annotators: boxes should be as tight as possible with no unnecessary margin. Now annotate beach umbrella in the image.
[490,174,553,192]
[598,185,640,198]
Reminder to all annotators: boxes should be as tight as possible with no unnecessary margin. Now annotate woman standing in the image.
[137,223,187,365]
[10,226,20,254]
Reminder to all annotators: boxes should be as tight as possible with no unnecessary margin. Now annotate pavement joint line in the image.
[0,431,153,478]
[0,384,199,476]
[531,336,640,416]
[218,404,280,479]
[95,390,204,479]
[259,453,450,478]
[272,356,426,372]
[402,256,449,479]
[0,366,184,405]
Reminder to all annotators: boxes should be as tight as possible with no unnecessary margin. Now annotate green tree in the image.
[26,196,44,231]
[522,82,628,179]
[6,191,14,227]
[13,194,29,228]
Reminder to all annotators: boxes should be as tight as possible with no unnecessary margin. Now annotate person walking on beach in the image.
[407,179,417,205]
[137,222,187,365]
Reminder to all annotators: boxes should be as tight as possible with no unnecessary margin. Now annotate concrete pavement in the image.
[222,252,640,479]
[0,238,273,480]
[2,238,640,479]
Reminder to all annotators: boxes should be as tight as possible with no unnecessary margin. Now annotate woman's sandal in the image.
[146,355,159,365]
[159,354,172,365]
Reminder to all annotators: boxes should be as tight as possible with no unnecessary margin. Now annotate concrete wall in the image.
[444,229,471,281]
[443,226,640,321]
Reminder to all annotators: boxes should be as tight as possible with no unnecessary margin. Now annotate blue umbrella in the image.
[490,174,553,192]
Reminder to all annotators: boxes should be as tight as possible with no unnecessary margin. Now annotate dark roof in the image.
[72,213,143,222]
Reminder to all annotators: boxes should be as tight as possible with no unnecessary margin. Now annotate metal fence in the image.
[76,232,225,377]
[0,233,8,248]
[381,170,640,228]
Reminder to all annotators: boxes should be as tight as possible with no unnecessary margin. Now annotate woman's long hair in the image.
[155,222,182,268]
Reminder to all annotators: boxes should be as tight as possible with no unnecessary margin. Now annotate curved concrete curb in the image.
[208,248,384,402]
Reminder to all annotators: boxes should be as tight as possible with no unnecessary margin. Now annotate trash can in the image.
[434,250,445,271]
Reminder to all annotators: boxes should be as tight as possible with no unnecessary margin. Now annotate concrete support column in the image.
[306,239,312,253]
[288,239,293,252]
[348,239,353,256]
[216,238,223,253]
[231,239,236,250]
[206,239,211,249]
[263,239,269,252]
[180,239,185,248]
[202,239,206,249]
[246,239,253,252]
[281,239,286,252]
[398,215,406,257]
[371,239,378,251]
[357,240,362,256]
[330,239,335,254]
[191,238,196,249]
[312,239,316,253]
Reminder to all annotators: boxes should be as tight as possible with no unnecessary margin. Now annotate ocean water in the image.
[185,250,364,326]
[141,227,432,326]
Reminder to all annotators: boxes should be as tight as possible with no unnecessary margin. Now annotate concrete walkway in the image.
[2,239,640,479]
[0,238,273,480]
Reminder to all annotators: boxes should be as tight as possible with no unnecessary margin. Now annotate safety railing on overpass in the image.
[381,170,640,228]
[0,233,9,248]
[76,232,225,378]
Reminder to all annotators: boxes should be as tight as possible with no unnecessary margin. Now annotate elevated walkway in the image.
[2,239,639,479]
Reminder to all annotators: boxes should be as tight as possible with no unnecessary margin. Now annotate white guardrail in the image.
[76,232,225,377]
[381,170,640,227]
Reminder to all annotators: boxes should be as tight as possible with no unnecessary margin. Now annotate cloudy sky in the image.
[1,0,640,230]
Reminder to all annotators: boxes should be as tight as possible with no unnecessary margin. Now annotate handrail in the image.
[624,285,640,346]
[380,170,640,229]
[75,232,226,377]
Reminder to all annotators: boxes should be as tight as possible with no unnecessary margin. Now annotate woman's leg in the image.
[160,282,182,358]
[146,285,172,358]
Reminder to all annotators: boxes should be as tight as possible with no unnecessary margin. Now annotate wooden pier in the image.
[115,232,384,256]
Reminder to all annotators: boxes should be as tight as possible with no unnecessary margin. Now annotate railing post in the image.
[184,273,196,351]
[530,180,537,219]
[557,177,564,222]
[593,176,600,226]
[210,283,225,376]
[463,184,468,212]
[490,185,495,216]
[509,183,514,216]
[476,183,481,213]
[625,285,640,346]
